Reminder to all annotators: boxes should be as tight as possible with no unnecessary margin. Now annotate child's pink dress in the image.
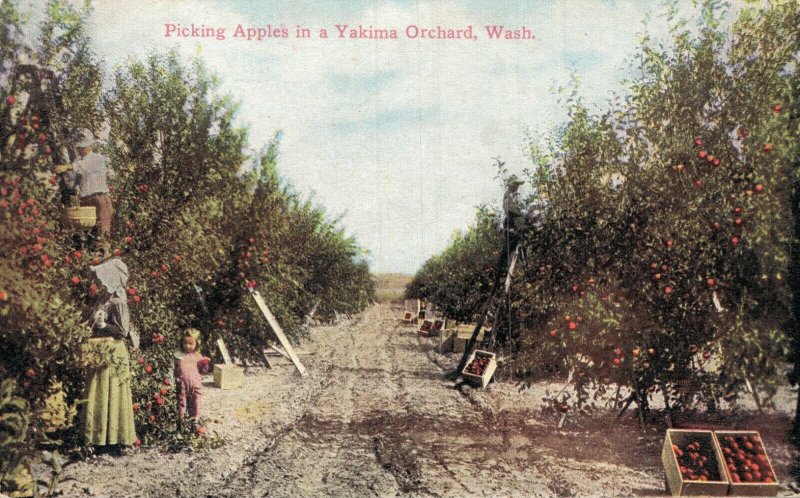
[174,351,203,419]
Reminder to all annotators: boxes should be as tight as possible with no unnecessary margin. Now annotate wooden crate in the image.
[714,430,779,496]
[213,364,244,389]
[400,310,414,323]
[662,429,729,496]
[434,331,455,353]
[461,350,497,388]
[453,327,487,353]
[429,319,445,337]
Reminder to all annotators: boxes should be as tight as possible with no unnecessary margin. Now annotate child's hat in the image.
[72,128,96,147]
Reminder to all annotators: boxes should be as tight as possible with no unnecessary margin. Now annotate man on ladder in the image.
[453,174,543,377]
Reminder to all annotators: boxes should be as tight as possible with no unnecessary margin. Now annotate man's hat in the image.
[72,128,96,148]
[507,175,524,188]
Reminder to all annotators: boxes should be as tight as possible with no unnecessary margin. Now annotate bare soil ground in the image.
[55,303,800,497]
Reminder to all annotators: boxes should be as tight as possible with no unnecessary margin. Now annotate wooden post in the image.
[663,388,673,428]
[250,290,308,377]
[217,339,232,365]
[303,299,321,327]
[742,368,763,412]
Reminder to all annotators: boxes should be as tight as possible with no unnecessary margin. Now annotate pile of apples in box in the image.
[662,429,779,496]
[461,350,497,388]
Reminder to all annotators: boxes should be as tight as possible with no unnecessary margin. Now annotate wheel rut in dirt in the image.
[59,303,690,497]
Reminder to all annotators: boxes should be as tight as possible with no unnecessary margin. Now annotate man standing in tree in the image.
[56,128,113,254]
[502,175,526,257]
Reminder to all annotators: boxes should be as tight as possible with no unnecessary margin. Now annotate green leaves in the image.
[413,1,799,414]
[0,0,374,460]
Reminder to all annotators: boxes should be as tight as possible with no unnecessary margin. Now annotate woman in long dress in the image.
[82,258,139,448]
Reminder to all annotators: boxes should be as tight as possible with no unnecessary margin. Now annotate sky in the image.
[27,0,746,273]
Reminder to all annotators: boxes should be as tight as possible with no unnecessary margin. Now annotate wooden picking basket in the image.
[61,206,96,229]
[714,430,779,496]
[662,429,729,496]
[461,349,497,388]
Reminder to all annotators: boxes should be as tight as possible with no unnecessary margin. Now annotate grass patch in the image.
[373,273,412,303]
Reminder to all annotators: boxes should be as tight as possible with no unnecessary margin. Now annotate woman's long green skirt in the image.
[82,338,136,446]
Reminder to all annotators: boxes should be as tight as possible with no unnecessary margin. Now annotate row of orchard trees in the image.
[405,207,502,323]
[409,1,799,416]
[0,0,373,479]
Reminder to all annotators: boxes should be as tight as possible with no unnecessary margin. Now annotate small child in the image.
[174,328,204,420]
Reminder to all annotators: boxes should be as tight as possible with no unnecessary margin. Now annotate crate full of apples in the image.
[461,350,497,388]
[662,429,728,496]
[715,431,778,496]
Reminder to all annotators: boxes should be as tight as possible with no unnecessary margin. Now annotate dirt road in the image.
[58,303,798,497]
